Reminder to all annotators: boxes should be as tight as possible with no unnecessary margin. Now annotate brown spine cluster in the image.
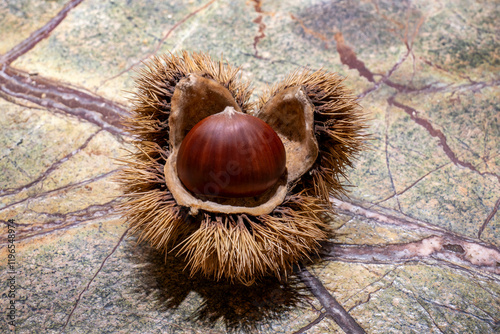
[117,52,366,285]
[257,70,368,201]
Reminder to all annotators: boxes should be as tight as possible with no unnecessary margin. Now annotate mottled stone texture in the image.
[0,0,499,333]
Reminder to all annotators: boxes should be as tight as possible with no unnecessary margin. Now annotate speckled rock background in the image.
[0,0,499,333]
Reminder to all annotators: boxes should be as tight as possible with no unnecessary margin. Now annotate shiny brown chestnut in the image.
[176,106,286,198]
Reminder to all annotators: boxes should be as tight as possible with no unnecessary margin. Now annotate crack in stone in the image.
[290,8,427,99]
[0,129,102,198]
[442,243,465,254]
[0,66,128,136]
[419,56,495,87]
[369,3,425,58]
[471,276,500,301]
[298,265,366,334]
[472,303,500,326]
[289,6,499,117]
[63,227,130,330]
[289,14,379,84]
[0,0,84,65]
[289,7,500,101]
[289,12,424,102]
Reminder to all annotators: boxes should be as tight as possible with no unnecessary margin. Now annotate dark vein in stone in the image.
[238,50,307,71]
[384,109,402,211]
[30,199,118,220]
[418,295,497,325]
[101,0,217,85]
[373,163,450,206]
[0,129,101,197]
[0,0,128,244]
[399,282,499,327]
[331,198,500,254]
[333,32,375,83]
[298,266,366,334]
[413,296,446,333]
[387,97,500,182]
[290,19,378,83]
[398,79,500,96]
[472,278,500,301]
[347,279,396,313]
[0,136,24,162]
[473,304,500,326]
[63,227,130,330]
[387,97,500,233]
[291,11,418,96]
[0,0,85,65]
[290,10,418,96]
[0,170,117,212]
[251,0,267,59]
[292,312,327,334]
[289,11,499,100]
[289,14,330,46]
[358,49,411,99]
[361,66,499,97]
[481,119,491,167]
[334,198,450,237]
[420,57,497,88]
[478,197,500,239]
[321,235,500,275]
[320,7,497,99]
[0,66,128,136]
[345,266,398,309]
[0,199,120,244]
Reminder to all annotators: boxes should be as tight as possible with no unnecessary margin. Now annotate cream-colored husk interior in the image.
[164,74,318,215]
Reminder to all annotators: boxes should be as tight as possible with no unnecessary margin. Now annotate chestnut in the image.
[118,52,367,285]
[176,107,286,198]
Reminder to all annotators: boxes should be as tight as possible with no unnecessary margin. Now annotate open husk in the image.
[117,52,366,285]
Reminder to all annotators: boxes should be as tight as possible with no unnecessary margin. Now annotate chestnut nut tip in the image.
[176,107,286,198]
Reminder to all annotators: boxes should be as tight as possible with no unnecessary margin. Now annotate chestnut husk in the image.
[117,52,366,285]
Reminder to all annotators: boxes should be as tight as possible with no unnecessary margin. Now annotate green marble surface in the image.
[0,0,499,333]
